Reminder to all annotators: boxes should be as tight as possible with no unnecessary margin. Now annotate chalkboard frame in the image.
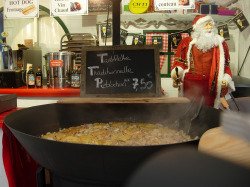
[80,45,161,97]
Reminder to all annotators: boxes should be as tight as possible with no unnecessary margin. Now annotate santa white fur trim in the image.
[171,66,184,79]
[193,15,214,31]
[184,38,197,80]
[214,36,225,108]
[223,73,232,83]
[223,73,236,92]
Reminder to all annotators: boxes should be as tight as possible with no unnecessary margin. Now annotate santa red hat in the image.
[192,15,214,30]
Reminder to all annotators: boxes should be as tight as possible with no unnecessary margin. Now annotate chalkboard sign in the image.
[81,45,161,97]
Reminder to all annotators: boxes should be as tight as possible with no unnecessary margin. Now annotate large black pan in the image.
[4,102,220,186]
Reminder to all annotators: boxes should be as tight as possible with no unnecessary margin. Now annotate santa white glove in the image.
[221,74,232,89]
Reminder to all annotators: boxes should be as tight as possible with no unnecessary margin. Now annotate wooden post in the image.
[112,0,121,46]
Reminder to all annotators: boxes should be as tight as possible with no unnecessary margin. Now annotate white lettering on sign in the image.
[97,53,131,63]
[95,78,103,88]
[93,76,153,90]
[94,78,130,89]
[87,66,134,76]
[132,78,153,92]
[97,53,108,63]
[87,66,99,76]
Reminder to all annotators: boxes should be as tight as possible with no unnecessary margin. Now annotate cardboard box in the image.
[0,94,17,114]
[200,4,218,14]
[24,39,33,48]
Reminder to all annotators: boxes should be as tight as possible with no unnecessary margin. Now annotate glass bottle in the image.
[70,66,80,88]
[20,64,26,86]
[27,65,35,88]
[36,66,42,88]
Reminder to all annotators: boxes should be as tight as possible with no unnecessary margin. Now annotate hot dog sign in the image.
[4,0,39,19]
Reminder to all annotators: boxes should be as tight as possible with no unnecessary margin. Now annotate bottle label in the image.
[28,74,35,85]
[71,74,80,87]
[36,76,42,87]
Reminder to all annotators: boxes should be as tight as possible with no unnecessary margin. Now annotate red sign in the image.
[50,60,64,67]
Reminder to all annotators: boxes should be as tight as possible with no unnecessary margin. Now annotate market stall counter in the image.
[0,86,80,97]
[0,87,80,107]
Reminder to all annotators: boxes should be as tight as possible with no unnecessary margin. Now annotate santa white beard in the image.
[192,26,220,52]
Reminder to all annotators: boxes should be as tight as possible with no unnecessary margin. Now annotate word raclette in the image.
[81,46,160,97]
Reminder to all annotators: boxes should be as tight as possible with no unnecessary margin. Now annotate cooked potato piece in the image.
[41,122,192,146]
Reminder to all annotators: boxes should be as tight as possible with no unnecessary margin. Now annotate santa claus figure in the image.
[171,15,235,108]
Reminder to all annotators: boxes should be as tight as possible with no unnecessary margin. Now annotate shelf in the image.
[0,86,80,97]
[95,13,236,30]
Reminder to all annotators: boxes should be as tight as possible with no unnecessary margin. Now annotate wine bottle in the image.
[27,65,35,88]
[70,66,81,88]
[36,66,42,88]
[20,65,27,86]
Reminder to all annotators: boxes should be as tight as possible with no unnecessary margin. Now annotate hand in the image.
[173,78,182,88]
[171,73,178,81]
[221,80,228,89]
[171,67,183,88]
[173,80,179,88]
[172,72,181,88]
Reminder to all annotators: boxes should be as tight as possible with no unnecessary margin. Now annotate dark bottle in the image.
[70,66,81,88]
[27,66,35,88]
[46,69,50,87]
[36,67,43,88]
[20,65,27,86]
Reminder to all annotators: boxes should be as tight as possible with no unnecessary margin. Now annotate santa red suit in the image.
[171,15,235,108]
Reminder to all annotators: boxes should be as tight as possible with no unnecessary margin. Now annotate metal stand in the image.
[238,45,250,76]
